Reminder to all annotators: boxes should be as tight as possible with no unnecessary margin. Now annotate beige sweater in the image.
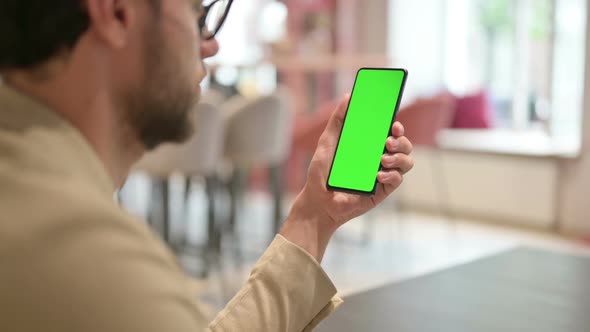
[0,85,342,331]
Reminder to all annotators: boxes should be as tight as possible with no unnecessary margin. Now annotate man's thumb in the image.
[322,94,350,145]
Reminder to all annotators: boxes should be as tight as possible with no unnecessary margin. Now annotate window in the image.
[389,0,587,142]
[551,0,587,140]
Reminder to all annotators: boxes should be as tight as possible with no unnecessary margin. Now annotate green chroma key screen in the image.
[327,68,407,195]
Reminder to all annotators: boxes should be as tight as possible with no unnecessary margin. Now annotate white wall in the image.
[399,148,559,228]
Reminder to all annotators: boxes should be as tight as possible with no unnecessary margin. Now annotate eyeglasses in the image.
[197,0,234,40]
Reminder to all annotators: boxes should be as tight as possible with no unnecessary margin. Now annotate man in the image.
[0,0,414,331]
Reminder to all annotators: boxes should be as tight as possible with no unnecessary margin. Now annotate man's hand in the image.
[301,94,414,226]
[280,95,414,262]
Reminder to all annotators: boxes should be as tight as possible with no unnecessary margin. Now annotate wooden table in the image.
[317,248,590,332]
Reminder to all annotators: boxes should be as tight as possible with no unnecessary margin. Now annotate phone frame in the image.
[326,67,408,196]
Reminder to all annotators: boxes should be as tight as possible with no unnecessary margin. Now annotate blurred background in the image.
[120,0,590,314]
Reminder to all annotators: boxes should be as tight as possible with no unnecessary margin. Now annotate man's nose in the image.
[200,39,220,59]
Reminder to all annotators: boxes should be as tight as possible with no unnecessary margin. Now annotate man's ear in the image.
[85,0,136,49]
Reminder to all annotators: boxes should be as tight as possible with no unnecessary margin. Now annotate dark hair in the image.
[0,0,90,70]
[0,0,162,71]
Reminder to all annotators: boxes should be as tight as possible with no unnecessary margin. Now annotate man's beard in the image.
[123,26,198,151]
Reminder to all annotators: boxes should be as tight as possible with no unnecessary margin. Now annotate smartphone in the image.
[327,68,408,196]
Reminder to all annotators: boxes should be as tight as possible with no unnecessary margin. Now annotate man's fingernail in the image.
[391,139,400,148]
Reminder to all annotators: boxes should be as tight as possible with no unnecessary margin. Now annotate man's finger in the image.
[381,154,414,174]
[386,136,413,154]
[377,170,403,186]
[391,121,405,137]
[319,94,350,146]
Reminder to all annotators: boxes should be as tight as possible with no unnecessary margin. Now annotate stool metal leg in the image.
[161,178,171,244]
[205,176,221,253]
[270,164,284,237]
[228,168,247,234]
[147,178,171,243]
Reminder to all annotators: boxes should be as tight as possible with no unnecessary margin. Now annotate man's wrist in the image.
[279,193,337,263]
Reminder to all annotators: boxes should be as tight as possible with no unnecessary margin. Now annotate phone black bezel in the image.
[326,67,409,196]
